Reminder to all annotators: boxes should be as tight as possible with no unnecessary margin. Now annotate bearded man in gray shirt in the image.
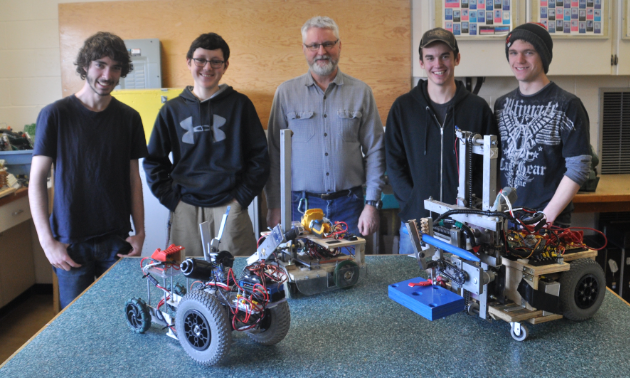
[264,16,385,237]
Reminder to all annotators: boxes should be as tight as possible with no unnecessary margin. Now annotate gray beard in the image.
[310,58,337,76]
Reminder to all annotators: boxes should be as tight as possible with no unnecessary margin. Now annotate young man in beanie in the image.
[385,28,496,254]
[496,22,591,227]
[29,32,147,309]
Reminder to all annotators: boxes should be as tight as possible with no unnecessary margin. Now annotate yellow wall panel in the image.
[112,88,183,142]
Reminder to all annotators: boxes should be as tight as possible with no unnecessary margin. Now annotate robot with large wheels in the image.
[389,130,606,341]
[124,207,292,365]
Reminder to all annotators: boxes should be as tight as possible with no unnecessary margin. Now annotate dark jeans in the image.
[54,233,131,309]
[291,188,364,236]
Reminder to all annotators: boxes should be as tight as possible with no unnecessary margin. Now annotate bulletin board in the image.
[436,0,517,38]
[58,0,411,129]
[531,0,609,37]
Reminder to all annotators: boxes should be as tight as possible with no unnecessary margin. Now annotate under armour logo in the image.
[179,115,227,144]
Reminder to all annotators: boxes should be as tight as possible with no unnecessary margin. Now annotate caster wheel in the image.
[510,322,529,342]
[334,260,359,288]
[124,298,151,334]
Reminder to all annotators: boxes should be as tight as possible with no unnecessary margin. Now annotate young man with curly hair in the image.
[29,32,147,308]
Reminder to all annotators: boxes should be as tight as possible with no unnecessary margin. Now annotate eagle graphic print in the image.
[496,97,575,189]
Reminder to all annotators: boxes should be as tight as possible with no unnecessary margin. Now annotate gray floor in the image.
[2,255,629,377]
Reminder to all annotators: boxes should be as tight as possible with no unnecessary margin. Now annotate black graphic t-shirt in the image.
[494,82,590,213]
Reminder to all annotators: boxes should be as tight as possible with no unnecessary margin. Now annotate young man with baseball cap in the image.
[385,28,496,254]
[496,23,591,227]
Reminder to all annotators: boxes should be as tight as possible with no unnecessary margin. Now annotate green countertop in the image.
[2,255,629,377]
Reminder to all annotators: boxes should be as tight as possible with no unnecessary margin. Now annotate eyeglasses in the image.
[191,58,225,69]
[303,39,339,52]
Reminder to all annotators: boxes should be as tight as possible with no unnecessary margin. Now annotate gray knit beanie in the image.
[505,23,553,74]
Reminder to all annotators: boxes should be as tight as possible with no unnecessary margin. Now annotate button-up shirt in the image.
[265,69,385,209]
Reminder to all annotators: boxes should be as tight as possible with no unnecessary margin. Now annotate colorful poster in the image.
[571,19,579,31]
[539,0,603,35]
[494,9,502,23]
[442,0,512,36]
[487,11,494,24]
[453,23,462,35]
[446,0,460,8]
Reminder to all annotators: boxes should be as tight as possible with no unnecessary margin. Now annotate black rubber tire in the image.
[124,298,151,334]
[559,258,606,321]
[334,260,360,288]
[175,291,231,366]
[510,323,528,342]
[246,301,291,345]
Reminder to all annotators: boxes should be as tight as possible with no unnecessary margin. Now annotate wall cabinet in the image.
[413,0,629,77]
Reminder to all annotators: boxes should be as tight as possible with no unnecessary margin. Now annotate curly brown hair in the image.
[74,32,133,80]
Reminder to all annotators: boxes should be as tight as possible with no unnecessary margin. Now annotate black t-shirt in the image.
[34,95,147,243]
[429,97,454,126]
[494,82,590,212]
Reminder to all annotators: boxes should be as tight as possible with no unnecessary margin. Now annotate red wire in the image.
[257,235,266,248]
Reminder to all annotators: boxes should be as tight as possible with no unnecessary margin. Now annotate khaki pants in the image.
[170,201,256,257]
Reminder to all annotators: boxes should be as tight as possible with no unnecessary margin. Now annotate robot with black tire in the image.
[389,130,607,341]
[124,208,292,365]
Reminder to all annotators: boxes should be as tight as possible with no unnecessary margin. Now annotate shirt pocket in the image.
[337,110,362,142]
[287,111,315,143]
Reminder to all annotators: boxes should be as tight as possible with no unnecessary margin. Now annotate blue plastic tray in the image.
[388,277,465,321]
[0,150,33,176]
